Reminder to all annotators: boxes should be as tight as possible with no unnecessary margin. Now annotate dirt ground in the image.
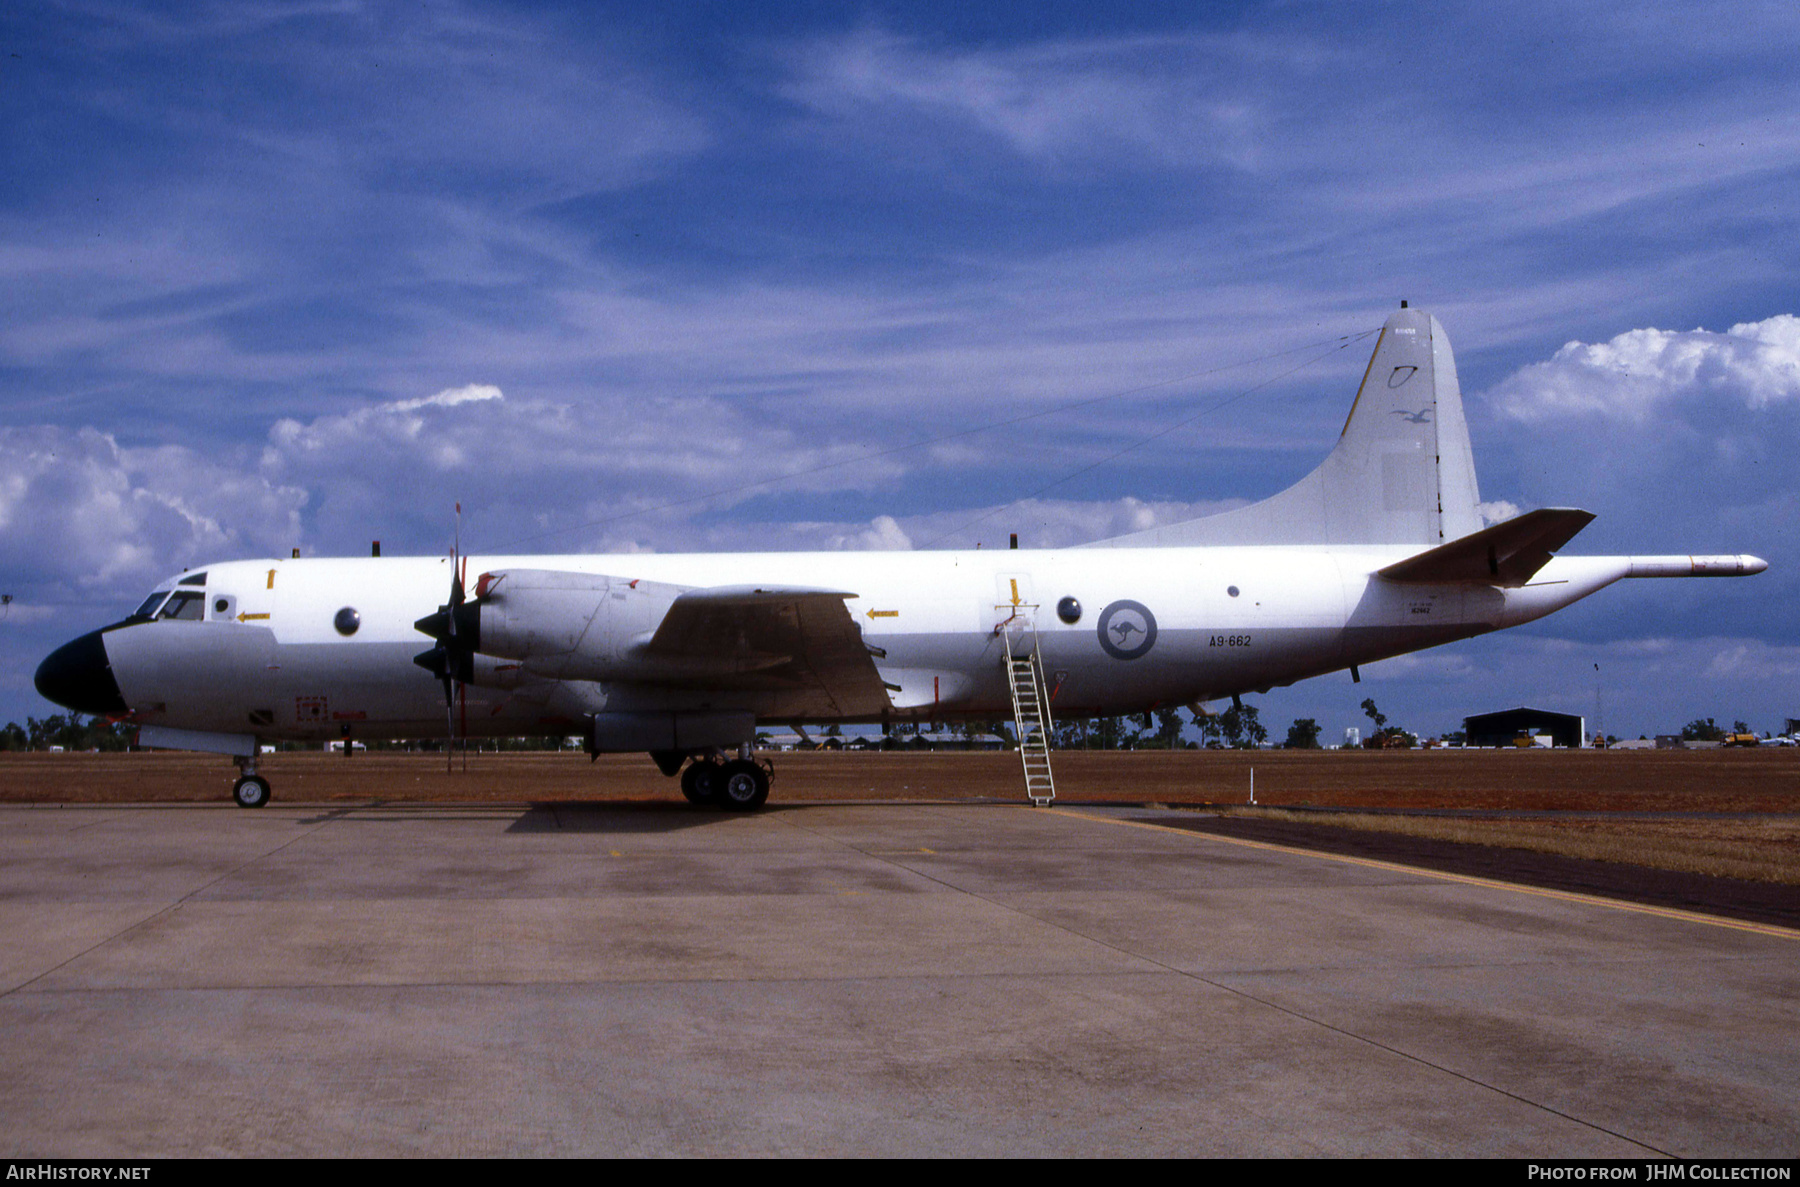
[3,745,1797,812]
[5,747,1796,903]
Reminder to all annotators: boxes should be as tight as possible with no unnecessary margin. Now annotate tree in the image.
[1150,707,1184,749]
[1191,707,1223,747]
[1681,718,1725,742]
[1218,703,1244,747]
[1240,704,1267,748]
[1284,718,1322,749]
[1360,698,1387,731]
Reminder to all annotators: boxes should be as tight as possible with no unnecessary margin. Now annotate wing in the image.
[1377,508,1595,586]
[640,585,894,718]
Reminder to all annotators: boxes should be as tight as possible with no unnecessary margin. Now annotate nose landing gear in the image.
[232,751,271,808]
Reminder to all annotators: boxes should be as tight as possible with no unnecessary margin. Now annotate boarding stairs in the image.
[1000,618,1056,806]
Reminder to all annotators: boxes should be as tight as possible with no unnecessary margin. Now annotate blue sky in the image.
[3,0,1798,739]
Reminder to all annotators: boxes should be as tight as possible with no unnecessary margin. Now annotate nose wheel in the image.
[232,774,271,809]
[232,752,270,808]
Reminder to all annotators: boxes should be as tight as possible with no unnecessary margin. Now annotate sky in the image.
[2,0,1798,741]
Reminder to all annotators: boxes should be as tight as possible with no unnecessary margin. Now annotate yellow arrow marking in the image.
[1010,579,1021,606]
[237,612,270,622]
[865,609,899,619]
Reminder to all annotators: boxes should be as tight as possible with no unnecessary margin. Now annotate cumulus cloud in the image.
[1470,313,1800,616]
[253,379,931,556]
[687,496,1248,555]
[1488,315,1800,424]
[839,515,914,551]
[0,426,305,597]
[1478,499,1522,525]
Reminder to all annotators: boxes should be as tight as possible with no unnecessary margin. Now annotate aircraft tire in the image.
[232,775,271,809]
[680,760,723,805]
[717,759,769,811]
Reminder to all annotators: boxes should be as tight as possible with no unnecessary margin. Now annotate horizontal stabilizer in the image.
[1377,508,1595,586]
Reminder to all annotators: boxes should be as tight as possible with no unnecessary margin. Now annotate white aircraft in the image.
[35,306,1766,808]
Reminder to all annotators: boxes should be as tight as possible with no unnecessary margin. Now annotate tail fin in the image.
[1089,307,1483,548]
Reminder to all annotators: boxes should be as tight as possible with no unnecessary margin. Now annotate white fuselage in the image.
[99,546,1634,744]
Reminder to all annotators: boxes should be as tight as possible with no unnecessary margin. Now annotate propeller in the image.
[412,505,479,771]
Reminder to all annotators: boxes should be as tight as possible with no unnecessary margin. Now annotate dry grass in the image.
[1212,806,1800,885]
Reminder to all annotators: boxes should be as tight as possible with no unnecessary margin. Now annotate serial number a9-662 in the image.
[1208,635,1252,648]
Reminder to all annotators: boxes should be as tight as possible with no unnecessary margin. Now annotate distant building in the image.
[1463,707,1586,748]
[1342,727,1361,749]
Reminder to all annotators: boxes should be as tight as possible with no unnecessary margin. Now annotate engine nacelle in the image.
[460,569,684,681]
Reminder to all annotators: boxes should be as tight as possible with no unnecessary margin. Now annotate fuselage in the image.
[42,545,1647,745]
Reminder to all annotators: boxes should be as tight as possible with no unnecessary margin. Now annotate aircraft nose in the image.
[35,630,129,715]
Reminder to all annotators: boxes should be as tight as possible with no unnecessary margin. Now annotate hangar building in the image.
[1463,707,1586,748]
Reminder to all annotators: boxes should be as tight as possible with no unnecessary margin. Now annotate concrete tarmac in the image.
[1,800,1795,1157]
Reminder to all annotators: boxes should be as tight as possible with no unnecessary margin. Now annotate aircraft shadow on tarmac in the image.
[281,800,742,834]
[505,800,763,834]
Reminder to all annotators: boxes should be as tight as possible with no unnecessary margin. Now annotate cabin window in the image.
[133,591,172,620]
[157,591,206,621]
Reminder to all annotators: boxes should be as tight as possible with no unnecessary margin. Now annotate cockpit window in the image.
[157,591,206,621]
[177,572,207,587]
[133,591,172,620]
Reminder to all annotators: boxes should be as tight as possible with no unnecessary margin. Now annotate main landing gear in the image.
[676,746,772,810]
[232,751,271,809]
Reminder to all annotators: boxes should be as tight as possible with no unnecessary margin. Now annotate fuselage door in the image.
[991,572,1038,634]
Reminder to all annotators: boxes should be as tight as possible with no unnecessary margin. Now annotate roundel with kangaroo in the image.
[1096,599,1157,660]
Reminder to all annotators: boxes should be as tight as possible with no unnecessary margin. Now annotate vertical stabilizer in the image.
[1088,308,1484,547]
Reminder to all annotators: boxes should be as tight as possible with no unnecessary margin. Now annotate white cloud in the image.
[1488,315,1800,424]
[0,426,306,597]
[388,383,504,413]
[841,515,913,551]
[1703,640,1800,680]
[686,496,1247,555]
[778,28,1288,170]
